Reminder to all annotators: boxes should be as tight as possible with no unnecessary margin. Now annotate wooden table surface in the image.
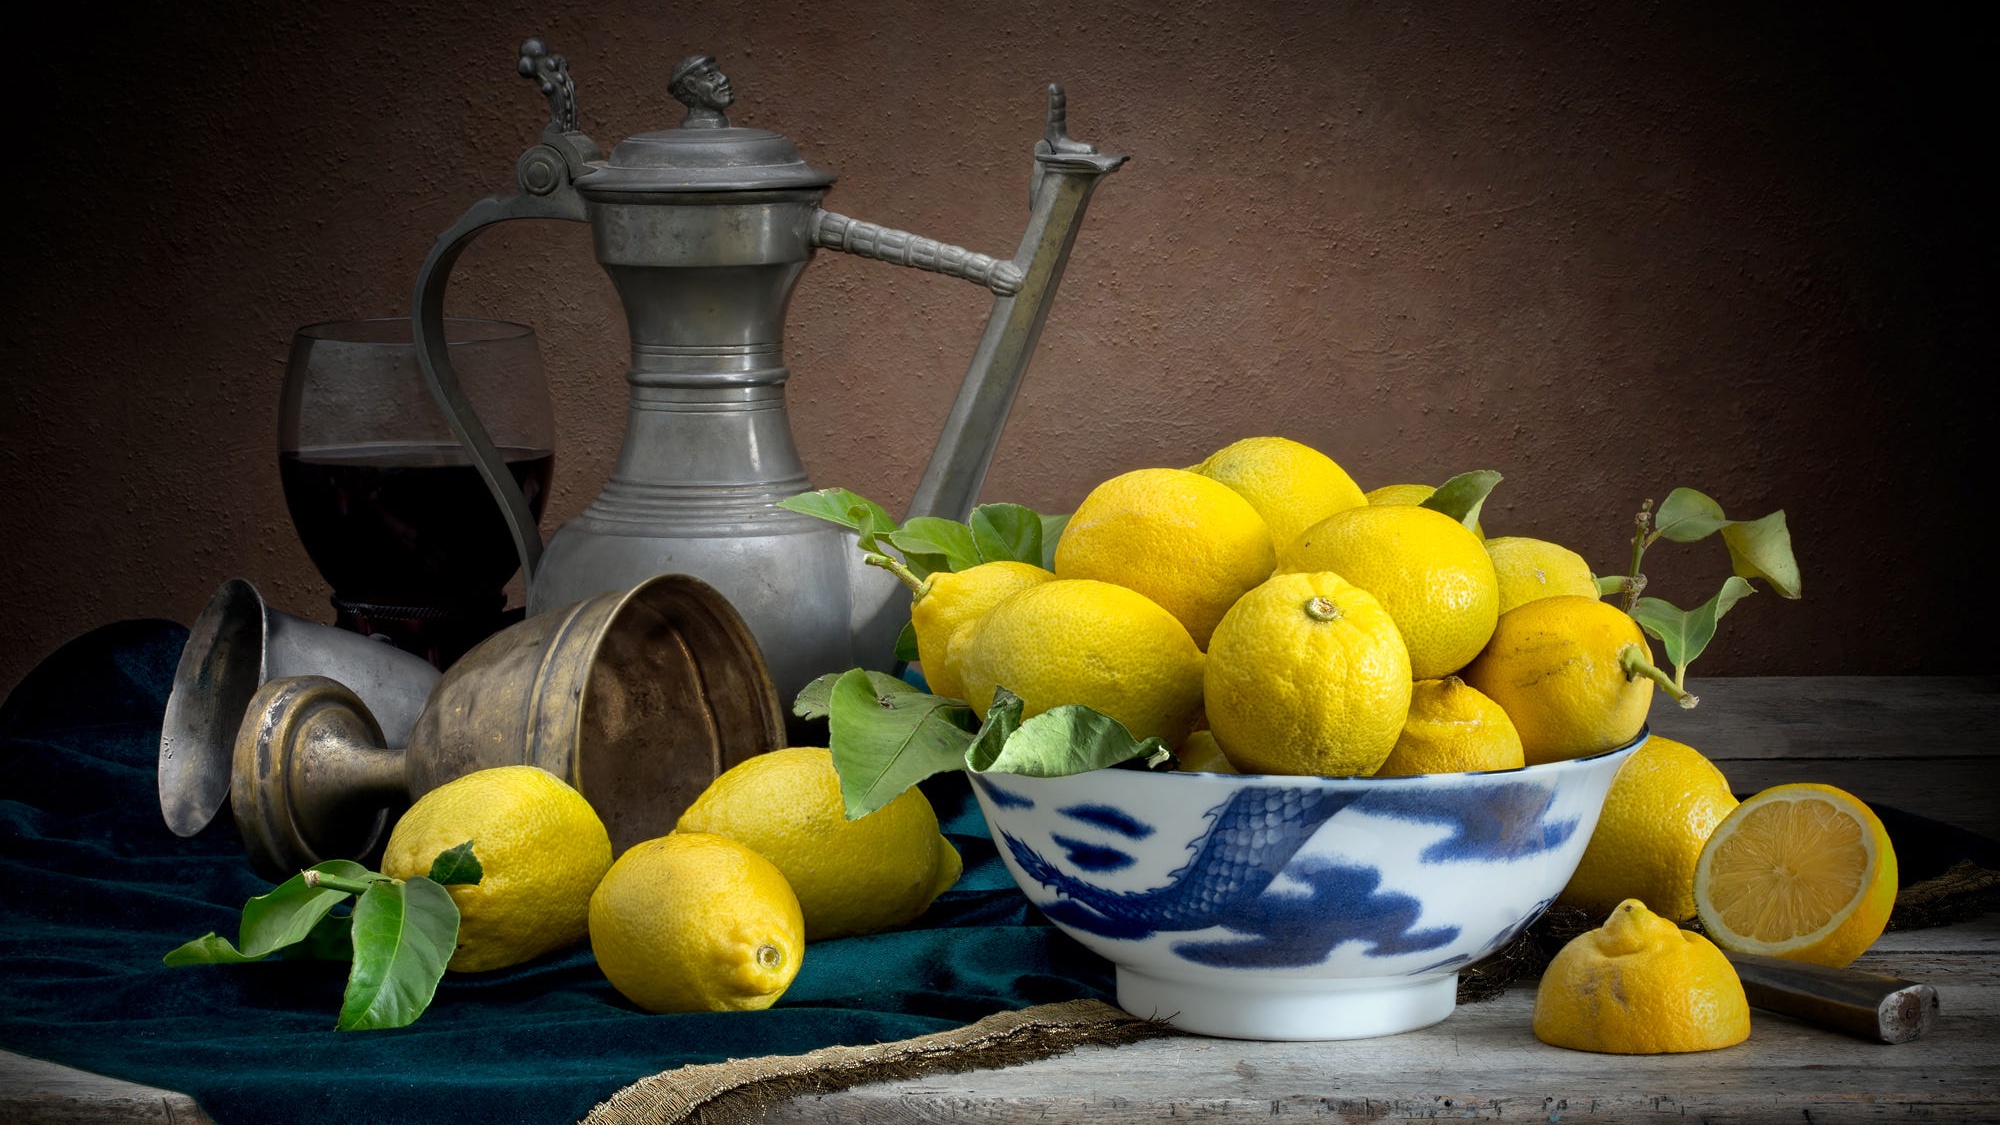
[5,675,1996,1123]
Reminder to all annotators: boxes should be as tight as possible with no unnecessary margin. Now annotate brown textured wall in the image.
[1,0,1988,697]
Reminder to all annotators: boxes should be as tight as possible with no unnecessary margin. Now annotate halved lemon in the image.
[1692,783,1898,968]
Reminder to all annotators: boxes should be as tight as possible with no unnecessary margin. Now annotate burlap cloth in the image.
[581,861,2000,1125]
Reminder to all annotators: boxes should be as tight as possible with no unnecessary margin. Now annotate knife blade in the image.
[1723,950,1940,1043]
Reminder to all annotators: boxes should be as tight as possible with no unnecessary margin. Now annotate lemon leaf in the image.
[778,487,894,533]
[894,620,920,663]
[1420,470,1502,533]
[1630,576,1756,678]
[336,876,458,1031]
[426,841,482,886]
[825,667,977,820]
[889,517,980,574]
[970,503,1044,565]
[1653,487,1732,543]
[792,672,848,721]
[967,694,1171,777]
[164,859,373,965]
[1720,509,1801,598]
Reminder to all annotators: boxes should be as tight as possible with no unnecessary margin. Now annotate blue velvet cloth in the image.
[0,619,1111,1124]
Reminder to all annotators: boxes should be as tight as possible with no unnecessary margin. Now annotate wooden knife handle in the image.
[1724,950,1940,1043]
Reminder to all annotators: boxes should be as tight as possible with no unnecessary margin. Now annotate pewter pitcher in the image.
[412,41,1125,707]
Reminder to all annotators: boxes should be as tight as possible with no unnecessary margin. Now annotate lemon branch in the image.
[1620,642,1698,709]
[863,549,935,600]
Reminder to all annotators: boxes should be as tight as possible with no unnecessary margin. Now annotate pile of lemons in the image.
[910,434,1893,1056]
[378,750,962,1015]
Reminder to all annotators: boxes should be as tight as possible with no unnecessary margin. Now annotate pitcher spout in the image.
[845,84,1126,665]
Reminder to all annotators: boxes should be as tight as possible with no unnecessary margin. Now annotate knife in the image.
[1724,950,1940,1043]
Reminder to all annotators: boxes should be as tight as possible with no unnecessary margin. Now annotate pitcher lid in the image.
[574,54,835,194]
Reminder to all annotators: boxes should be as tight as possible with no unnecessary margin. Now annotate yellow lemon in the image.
[1485,536,1600,615]
[1558,736,1738,922]
[1693,783,1898,968]
[1279,504,1499,680]
[1460,595,1655,764]
[909,560,1056,702]
[1175,729,1238,774]
[381,765,612,973]
[1188,435,1367,555]
[1053,467,1274,648]
[1204,571,1413,777]
[1533,898,1750,1054]
[1374,675,1525,776]
[675,747,961,941]
[1365,483,1484,539]
[956,578,1206,745]
[588,832,803,1013]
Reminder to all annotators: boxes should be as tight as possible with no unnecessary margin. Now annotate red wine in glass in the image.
[280,317,553,669]
[280,443,554,668]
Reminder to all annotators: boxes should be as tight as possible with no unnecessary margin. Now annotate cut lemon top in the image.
[1692,783,1897,968]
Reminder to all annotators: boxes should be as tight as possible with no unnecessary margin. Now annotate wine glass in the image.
[278,317,554,668]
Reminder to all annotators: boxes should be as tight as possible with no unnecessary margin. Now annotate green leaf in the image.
[1653,487,1732,543]
[165,859,373,965]
[966,690,1171,776]
[336,876,459,1031]
[970,503,1045,565]
[1039,512,1070,571]
[1720,509,1801,598]
[888,517,981,573]
[1420,470,1502,533]
[793,672,847,721]
[281,910,355,962]
[778,488,889,531]
[894,619,920,663]
[1629,576,1756,675]
[427,842,482,886]
[825,667,978,819]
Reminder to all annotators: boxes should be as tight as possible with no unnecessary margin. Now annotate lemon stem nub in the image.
[755,943,784,970]
[1303,596,1343,622]
[1619,643,1698,709]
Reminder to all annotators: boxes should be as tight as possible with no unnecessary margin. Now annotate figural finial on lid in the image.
[669,55,734,129]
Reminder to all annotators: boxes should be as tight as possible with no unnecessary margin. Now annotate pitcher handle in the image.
[412,39,600,586]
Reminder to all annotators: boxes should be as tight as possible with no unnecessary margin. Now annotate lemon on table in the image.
[589,832,804,1013]
[1204,571,1412,777]
[1460,594,1655,764]
[1279,503,1499,680]
[956,578,1207,745]
[1693,783,1898,968]
[1485,536,1599,615]
[1374,675,1525,776]
[1188,435,1367,555]
[1365,482,1484,539]
[1558,736,1738,922]
[676,747,961,942]
[1533,898,1750,1054]
[1053,467,1274,648]
[909,560,1056,702]
[380,765,612,973]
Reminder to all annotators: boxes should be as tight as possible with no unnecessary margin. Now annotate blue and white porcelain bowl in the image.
[969,730,1644,1041]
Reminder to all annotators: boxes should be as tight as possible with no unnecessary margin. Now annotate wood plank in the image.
[757,916,2000,1124]
[1643,676,2000,839]
[1647,675,2000,761]
[0,1050,216,1124]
